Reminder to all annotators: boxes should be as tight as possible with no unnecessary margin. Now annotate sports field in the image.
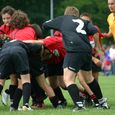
[0,74,115,115]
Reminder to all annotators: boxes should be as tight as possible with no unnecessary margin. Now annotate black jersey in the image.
[43,15,98,53]
[0,40,43,78]
[2,40,29,51]
[2,40,43,56]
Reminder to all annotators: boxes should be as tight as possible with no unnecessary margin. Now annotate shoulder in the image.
[22,26,35,33]
[0,24,6,30]
[107,13,114,21]
[0,24,5,28]
[108,13,113,18]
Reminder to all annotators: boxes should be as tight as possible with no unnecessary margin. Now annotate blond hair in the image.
[64,6,79,17]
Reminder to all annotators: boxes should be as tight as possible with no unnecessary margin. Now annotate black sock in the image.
[0,85,3,94]
[9,85,17,100]
[53,87,66,102]
[5,89,10,94]
[11,88,22,109]
[49,96,60,108]
[61,87,67,90]
[22,83,31,106]
[88,79,103,99]
[31,78,47,102]
[90,94,99,104]
[67,84,81,106]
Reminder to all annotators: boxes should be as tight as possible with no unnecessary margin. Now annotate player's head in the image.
[108,0,115,13]
[10,10,30,29]
[0,5,15,26]
[64,6,79,17]
[31,24,43,39]
[80,12,92,22]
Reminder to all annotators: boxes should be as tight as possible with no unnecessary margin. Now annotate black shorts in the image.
[0,46,30,79]
[44,60,63,77]
[63,52,92,72]
[29,56,44,77]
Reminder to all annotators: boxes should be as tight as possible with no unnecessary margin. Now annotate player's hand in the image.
[102,33,110,38]
[53,49,60,57]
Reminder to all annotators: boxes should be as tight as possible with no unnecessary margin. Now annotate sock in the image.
[31,93,38,104]
[67,84,82,106]
[88,79,103,99]
[90,94,99,104]
[9,85,17,101]
[79,90,88,99]
[31,78,47,102]
[0,85,3,94]
[34,85,47,102]
[5,89,10,94]
[11,88,22,109]
[49,96,60,108]
[53,87,66,102]
[22,83,31,106]
[61,87,67,90]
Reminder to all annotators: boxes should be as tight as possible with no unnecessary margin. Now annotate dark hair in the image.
[10,10,30,29]
[31,24,43,39]
[1,5,15,16]
[80,12,92,20]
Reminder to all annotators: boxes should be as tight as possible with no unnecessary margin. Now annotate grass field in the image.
[0,74,115,115]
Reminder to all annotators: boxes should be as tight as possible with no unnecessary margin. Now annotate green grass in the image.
[0,74,115,115]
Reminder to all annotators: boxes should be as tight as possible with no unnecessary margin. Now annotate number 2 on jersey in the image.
[72,19,86,34]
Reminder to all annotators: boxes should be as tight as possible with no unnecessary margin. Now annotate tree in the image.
[54,0,113,45]
[0,0,113,44]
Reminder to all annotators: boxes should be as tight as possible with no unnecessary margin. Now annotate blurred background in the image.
[0,0,114,45]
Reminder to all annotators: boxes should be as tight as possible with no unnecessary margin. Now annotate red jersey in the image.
[89,25,103,48]
[0,24,13,35]
[43,35,66,64]
[9,26,36,40]
[88,25,103,57]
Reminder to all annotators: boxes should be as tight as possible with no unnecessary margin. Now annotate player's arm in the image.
[23,40,44,45]
[92,56,102,67]
[102,30,112,38]
[43,16,63,30]
[93,32,104,58]
[87,22,103,51]
[93,32,102,50]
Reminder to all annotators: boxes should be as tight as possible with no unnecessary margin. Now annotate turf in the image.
[0,74,115,115]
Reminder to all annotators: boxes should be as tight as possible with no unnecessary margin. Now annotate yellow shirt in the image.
[107,13,115,39]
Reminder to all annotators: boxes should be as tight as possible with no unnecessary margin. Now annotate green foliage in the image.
[0,0,113,44]
[55,0,114,45]
[55,0,113,45]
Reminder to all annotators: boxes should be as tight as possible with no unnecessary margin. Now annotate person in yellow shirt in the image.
[103,0,115,39]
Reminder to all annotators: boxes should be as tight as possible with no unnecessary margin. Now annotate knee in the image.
[63,77,72,87]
